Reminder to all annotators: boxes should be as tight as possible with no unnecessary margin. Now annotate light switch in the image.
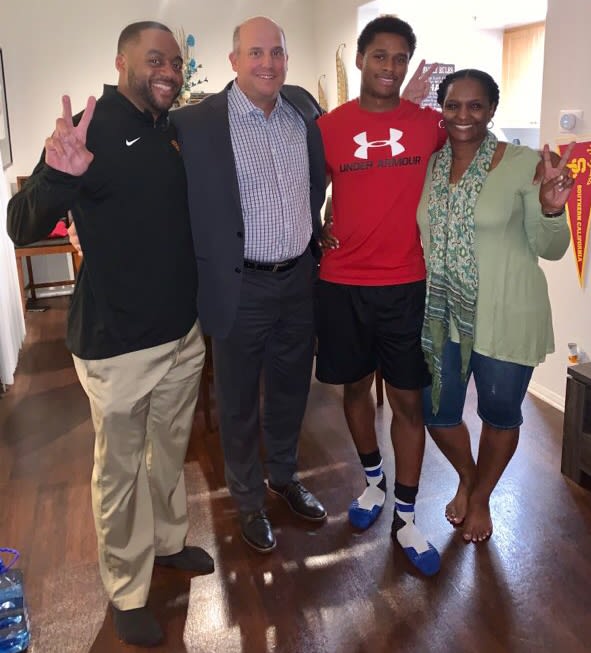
[559,109,583,132]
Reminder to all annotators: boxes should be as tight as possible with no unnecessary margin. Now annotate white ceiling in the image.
[466,0,547,29]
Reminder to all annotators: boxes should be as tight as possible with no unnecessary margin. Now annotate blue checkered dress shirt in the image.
[228,81,312,263]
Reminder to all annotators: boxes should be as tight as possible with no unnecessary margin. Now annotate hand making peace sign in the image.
[401,59,438,105]
[539,142,575,215]
[44,95,96,176]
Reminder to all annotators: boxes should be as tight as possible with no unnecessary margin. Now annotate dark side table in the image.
[562,362,591,486]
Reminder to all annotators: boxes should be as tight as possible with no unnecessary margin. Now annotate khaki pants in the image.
[73,321,205,609]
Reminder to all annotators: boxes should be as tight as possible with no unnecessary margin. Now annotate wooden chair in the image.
[13,176,81,310]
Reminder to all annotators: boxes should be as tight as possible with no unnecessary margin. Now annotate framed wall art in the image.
[0,48,13,169]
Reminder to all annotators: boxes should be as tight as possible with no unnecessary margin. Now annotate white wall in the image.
[530,0,591,409]
[312,0,364,111]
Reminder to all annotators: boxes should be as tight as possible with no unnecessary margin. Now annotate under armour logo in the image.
[353,129,404,159]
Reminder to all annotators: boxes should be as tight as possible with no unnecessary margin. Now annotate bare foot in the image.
[462,499,493,543]
[445,479,472,526]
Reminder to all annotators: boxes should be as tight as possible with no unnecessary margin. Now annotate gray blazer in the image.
[172,83,326,339]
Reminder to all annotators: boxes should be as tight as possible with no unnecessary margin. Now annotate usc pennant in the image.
[558,139,591,287]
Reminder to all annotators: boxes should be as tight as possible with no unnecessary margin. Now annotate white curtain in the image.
[0,150,25,385]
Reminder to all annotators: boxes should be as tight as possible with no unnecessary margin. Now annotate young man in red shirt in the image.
[316,15,446,576]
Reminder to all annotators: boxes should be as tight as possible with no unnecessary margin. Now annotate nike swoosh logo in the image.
[125,137,141,147]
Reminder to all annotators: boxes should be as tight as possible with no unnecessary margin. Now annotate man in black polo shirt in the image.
[7,21,213,648]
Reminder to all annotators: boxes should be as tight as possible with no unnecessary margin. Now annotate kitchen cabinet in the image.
[500,22,545,127]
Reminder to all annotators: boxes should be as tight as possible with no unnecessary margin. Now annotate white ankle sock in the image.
[356,462,386,511]
[393,499,429,554]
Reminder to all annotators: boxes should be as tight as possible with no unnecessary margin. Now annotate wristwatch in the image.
[542,207,565,217]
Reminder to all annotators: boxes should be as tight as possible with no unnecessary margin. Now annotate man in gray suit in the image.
[172,16,327,553]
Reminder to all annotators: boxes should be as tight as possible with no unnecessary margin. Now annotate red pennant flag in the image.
[558,140,591,287]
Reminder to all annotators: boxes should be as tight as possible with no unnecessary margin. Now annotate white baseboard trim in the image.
[527,380,565,413]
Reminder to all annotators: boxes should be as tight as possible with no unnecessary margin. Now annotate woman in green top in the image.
[417,69,574,543]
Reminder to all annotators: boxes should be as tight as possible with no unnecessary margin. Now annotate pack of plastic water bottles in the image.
[0,549,30,653]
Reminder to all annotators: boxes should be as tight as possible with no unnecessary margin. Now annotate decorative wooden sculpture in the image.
[336,43,348,106]
[317,74,328,112]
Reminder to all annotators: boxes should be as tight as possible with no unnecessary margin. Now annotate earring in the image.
[438,119,446,129]
[487,119,494,129]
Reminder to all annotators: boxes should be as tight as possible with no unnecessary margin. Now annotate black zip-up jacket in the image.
[7,85,198,359]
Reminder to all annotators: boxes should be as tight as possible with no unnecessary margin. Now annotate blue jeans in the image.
[423,340,534,430]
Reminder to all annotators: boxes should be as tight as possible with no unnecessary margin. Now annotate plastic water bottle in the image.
[0,549,30,653]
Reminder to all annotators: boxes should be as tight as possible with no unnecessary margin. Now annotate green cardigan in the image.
[417,143,570,367]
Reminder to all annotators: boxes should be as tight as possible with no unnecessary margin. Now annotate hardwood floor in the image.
[1,297,590,653]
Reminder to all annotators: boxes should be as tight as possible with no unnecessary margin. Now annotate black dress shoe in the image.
[112,605,163,647]
[155,545,214,574]
[240,509,276,553]
[268,480,327,522]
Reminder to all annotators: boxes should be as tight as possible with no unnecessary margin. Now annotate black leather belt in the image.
[243,255,301,272]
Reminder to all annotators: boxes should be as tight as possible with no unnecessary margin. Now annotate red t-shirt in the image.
[318,99,446,285]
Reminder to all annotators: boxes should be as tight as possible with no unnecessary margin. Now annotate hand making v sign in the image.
[44,95,96,176]
[539,141,576,215]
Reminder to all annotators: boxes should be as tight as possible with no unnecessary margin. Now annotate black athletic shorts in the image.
[315,279,431,390]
